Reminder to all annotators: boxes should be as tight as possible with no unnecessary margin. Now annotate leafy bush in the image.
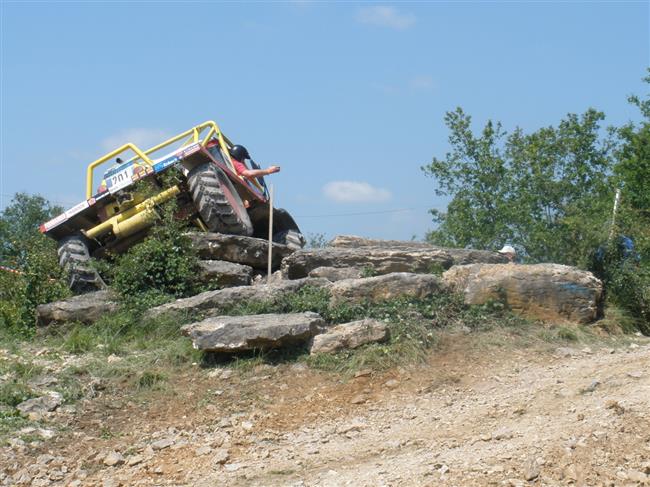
[111,200,200,298]
[0,194,70,334]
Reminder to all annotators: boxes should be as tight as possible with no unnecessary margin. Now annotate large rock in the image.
[329,235,508,266]
[281,248,454,280]
[330,273,444,305]
[443,263,603,324]
[187,232,294,270]
[182,312,325,352]
[197,260,253,288]
[146,278,331,320]
[308,266,363,281]
[36,290,119,327]
[16,392,63,415]
[310,319,389,354]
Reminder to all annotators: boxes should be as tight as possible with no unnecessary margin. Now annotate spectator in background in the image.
[498,244,517,263]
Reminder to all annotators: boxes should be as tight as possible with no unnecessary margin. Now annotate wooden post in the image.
[267,185,274,285]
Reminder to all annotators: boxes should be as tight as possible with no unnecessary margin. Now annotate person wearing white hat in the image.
[498,245,517,263]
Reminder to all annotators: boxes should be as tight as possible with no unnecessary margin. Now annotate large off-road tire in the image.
[273,229,306,250]
[188,163,253,236]
[57,235,106,294]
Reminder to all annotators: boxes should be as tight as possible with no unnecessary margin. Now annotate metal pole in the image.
[267,185,274,285]
[608,188,622,243]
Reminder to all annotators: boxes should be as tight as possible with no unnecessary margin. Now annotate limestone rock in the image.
[147,278,331,320]
[310,319,389,354]
[197,260,253,288]
[443,263,603,323]
[182,312,326,352]
[308,266,363,281]
[281,247,453,280]
[328,235,508,266]
[187,232,294,270]
[330,273,443,305]
[16,392,63,415]
[36,290,118,327]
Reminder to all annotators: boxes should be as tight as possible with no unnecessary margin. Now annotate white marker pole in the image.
[267,185,274,285]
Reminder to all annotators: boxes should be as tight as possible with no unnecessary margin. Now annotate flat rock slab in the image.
[281,248,454,280]
[308,266,363,281]
[17,392,63,415]
[329,235,508,266]
[182,312,325,352]
[187,232,294,270]
[330,273,444,305]
[36,290,119,327]
[197,260,253,288]
[443,263,603,324]
[310,319,389,354]
[146,278,331,320]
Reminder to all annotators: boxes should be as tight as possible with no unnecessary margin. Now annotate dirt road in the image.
[3,333,650,486]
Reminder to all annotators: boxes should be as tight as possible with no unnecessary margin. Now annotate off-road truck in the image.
[40,121,305,293]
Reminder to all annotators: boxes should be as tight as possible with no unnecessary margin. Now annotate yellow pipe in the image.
[85,185,181,239]
[86,143,154,198]
[85,121,224,198]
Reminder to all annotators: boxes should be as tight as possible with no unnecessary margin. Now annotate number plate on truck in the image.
[107,165,135,193]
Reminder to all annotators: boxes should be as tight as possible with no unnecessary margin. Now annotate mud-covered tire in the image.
[273,229,306,250]
[188,163,253,236]
[57,235,105,294]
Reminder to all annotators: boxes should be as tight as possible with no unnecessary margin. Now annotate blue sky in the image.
[1,1,648,242]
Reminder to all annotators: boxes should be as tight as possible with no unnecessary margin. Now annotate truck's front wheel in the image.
[188,163,253,236]
[57,235,106,293]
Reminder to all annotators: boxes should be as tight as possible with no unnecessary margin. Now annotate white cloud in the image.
[323,181,392,203]
[356,6,416,30]
[101,128,171,152]
[409,75,434,90]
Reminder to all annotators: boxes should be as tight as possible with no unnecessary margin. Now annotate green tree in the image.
[0,193,69,332]
[422,108,615,267]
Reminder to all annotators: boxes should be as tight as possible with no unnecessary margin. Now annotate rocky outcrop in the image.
[16,392,63,416]
[281,248,454,280]
[36,291,119,327]
[443,263,603,324]
[308,266,363,281]
[197,260,253,288]
[187,232,294,270]
[310,319,389,354]
[328,235,508,266]
[182,312,325,352]
[330,273,444,305]
[146,278,331,320]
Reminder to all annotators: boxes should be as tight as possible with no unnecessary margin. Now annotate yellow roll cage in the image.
[85,120,243,199]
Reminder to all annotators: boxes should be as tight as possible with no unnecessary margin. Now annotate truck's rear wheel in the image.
[273,229,306,250]
[188,163,253,236]
[57,235,106,293]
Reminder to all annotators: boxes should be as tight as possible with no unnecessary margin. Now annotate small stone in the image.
[224,463,241,472]
[627,470,648,483]
[492,427,513,440]
[127,455,143,466]
[438,464,449,474]
[577,413,585,421]
[153,466,164,474]
[143,445,155,457]
[151,438,174,450]
[384,379,399,389]
[350,394,366,405]
[629,343,639,349]
[627,371,643,379]
[195,446,212,456]
[354,369,372,378]
[212,448,230,465]
[103,451,124,467]
[241,421,254,431]
[220,369,233,380]
[605,399,625,415]
[523,457,540,481]
[106,354,122,363]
